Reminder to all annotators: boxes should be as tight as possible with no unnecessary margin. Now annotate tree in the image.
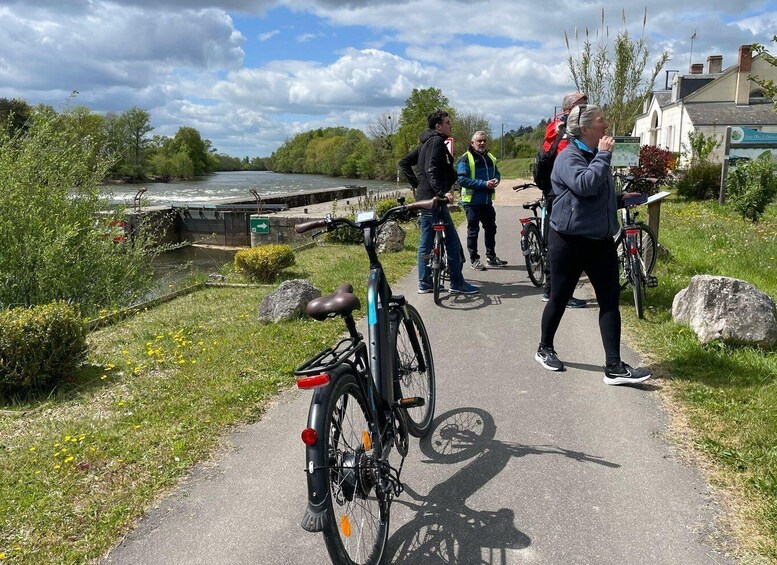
[565,8,669,135]
[752,37,777,109]
[395,88,453,156]
[0,98,32,135]
[367,112,399,179]
[455,112,491,156]
[122,107,154,179]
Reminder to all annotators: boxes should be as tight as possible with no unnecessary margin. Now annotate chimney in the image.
[690,63,704,74]
[735,45,753,105]
[707,55,722,74]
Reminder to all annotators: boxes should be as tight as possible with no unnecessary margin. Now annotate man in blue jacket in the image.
[456,131,507,271]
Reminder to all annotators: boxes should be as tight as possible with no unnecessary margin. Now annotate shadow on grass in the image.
[1,364,108,411]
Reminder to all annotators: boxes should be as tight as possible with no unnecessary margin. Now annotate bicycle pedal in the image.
[646,275,658,288]
[396,397,425,409]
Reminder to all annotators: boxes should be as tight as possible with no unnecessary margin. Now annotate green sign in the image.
[250,216,270,234]
[612,136,641,168]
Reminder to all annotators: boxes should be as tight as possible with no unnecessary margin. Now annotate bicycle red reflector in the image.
[625,229,640,235]
[297,373,330,389]
[433,224,445,231]
[519,218,531,225]
[520,229,526,236]
[301,428,318,446]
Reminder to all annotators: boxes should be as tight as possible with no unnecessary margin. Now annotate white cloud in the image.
[258,29,280,41]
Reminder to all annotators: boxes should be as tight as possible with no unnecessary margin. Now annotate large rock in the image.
[672,275,777,347]
[376,221,406,253]
[259,279,321,323]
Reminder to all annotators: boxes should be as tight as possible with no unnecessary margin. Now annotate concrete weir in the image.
[126,185,368,247]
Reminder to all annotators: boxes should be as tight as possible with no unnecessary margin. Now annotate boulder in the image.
[376,221,406,253]
[259,279,321,323]
[672,275,777,347]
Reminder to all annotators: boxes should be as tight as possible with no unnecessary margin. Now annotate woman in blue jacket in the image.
[534,105,652,386]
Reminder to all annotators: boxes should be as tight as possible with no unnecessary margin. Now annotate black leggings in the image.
[539,228,622,366]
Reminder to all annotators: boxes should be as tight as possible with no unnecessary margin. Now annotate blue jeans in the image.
[418,206,465,287]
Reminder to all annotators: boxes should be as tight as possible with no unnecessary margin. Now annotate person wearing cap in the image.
[540,91,588,308]
[534,104,652,386]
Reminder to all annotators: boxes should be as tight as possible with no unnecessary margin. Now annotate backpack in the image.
[532,123,565,196]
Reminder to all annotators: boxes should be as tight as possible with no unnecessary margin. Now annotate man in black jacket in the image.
[398,110,478,294]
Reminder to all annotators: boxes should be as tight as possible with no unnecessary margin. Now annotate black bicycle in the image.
[513,182,547,287]
[613,174,659,318]
[294,198,437,565]
[429,212,450,305]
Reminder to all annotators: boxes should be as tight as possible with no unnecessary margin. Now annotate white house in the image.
[632,45,777,164]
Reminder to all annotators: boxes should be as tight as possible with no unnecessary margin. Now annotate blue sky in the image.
[1,0,776,158]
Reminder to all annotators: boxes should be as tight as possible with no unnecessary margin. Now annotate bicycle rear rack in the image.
[294,337,364,376]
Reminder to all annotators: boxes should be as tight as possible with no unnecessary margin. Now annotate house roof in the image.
[684,102,777,126]
[654,91,673,108]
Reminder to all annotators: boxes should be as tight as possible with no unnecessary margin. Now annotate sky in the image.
[1,0,776,158]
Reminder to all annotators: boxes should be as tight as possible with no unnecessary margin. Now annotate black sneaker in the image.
[603,363,652,385]
[535,347,564,371]
[541,291,550,302]
[486,257,508,267]
[566,297,587,308]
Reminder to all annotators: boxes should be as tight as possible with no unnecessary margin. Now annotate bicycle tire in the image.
[432,233,445,305]
[390,304,436,437]
[615,222,657,274]
[524,223,545,287]
[630,253,644,319]
[321,371,389,565]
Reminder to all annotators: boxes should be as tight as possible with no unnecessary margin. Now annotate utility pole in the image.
[501,123,507,159]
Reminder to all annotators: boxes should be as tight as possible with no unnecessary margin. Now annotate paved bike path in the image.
[101,204,734,564]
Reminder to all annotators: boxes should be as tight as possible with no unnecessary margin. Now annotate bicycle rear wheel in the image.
[524,223,545,287]
[432,233,446,305]
[629,253,644,319]
[615,223,657,274]
[321,371,388,565]
[390,304,436,437]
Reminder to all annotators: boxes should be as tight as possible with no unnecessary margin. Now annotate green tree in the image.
[122,107,154,179]
[0,98,32,136]
[0,106,156,315]
[395,88,453,156]
[565,8,669,135]
[455,112,491,157]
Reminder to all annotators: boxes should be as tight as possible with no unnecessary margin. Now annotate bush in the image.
[0,301,87,394]
[673,162,722,201]
[726,157,777,222]
[629,145,675,191]
[234,244,295,283]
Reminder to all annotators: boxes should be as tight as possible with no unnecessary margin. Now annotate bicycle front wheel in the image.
[629,253,644,319]
[524,223,545,287]
[390,304,436,437]
[321,372,388,565]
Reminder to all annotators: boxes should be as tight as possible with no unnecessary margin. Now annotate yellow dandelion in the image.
[64,456,74,463]
[101,374,108,380]
[29,446,36,451]
[53,464,61,469]
[122,349,129,355]
[134,425,141,429]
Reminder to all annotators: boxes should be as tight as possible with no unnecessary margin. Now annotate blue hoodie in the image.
[456,147,500,206]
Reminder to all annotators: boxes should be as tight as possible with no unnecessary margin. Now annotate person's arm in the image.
[424,137,454,197]
[398,147,419,188]
[456,155,488,192]
[553,148,613,199]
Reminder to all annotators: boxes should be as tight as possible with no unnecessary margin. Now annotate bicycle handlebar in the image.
[512,182,538,192]
[294,196,447,234]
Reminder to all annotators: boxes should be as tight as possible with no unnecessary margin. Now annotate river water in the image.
[117,171,404,296]
[105,170,400,206]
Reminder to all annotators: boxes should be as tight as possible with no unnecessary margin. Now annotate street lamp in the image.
[501,123,507,159]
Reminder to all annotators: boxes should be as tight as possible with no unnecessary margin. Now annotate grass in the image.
[497,157,533,179]
[2,200,777,562]
[620,197,777,561]
[0,220,425,564]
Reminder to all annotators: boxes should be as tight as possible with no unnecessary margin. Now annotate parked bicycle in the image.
[513,182,548,287]
[294,197,437,565]
[613,174,659,318]
[428,211,451,305]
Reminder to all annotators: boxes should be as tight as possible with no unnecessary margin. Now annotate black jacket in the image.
[398,130,457,200]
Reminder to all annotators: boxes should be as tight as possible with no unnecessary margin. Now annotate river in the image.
[105,170,401,206]
[118,171,405,297]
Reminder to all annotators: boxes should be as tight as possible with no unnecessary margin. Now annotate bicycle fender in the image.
[301,386,329,532]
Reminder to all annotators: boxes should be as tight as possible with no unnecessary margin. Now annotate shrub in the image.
[726,157,777,222]
[629,145,675,191]
[673,162,722,201]
[234,244,295,283]
[0,301,87,394]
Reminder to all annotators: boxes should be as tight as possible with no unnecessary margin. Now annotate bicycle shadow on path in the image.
[384,407,620,564]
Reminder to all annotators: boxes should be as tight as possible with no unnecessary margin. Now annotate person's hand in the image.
[598,135,615,152]
[445,191,455,204]
[486,179,498,189]
[623,191,641,199]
